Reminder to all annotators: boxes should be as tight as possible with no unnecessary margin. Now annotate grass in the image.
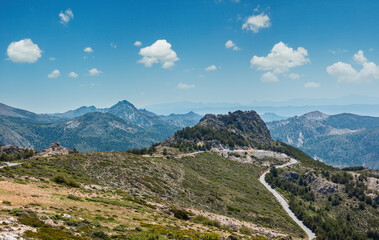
[0,151,305,238]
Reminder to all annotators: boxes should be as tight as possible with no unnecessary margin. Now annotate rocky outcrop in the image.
[37,142,70,157]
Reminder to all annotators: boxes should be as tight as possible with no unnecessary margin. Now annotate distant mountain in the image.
[163,110,273,150]
[261,112,288,122]
[0,103,59,123]
[0,111,178,152]
[160,111,202,127]
[267,111,379,169]
[0,101,189,152]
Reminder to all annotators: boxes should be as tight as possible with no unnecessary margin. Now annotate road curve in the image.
[259,159,316,240]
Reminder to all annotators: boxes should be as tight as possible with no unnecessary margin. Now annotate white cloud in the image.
[288,73,300,80]
[110,42,117,48]
[353,50,367,64]
[138,39,179,69]
[49,57,55,61]
[134,41,142,46]
[59,9,74,24]
[7,39,42,63]
[327,50,379,84]
[68,72,78,78]
[242,13,271,33]
[328,50,336,54]
[88,68,102,76]
[177,83,195,89]
[48,69,61,79]
[369,48,374,52]
[250,42,310,74]
[261,72,278,82]
[84,47,93,53]
[304,82,320,88]
[225,40,240,51]
[205,65,218,71]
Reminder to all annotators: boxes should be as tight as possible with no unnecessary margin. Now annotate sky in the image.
[0,0,378,113]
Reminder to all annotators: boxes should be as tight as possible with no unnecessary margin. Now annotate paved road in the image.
[0,162,21,169]
[259,159,316,240]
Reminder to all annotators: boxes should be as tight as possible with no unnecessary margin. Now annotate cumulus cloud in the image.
[48,69,61,79]
[134,41,142,46]
[251,42,309,82]
[83,47,93,53]
[304,82,320,88]
[138,39,179,69]
[242,13,271,33]
[261,72,278,82]
[205,65,218,71]
[288,73,300,80]
[177,83,195,89]
[88,68,102,76]
[327,50,379,84]
[59,9,74,24]
[225,40,240,51]
[353,50,367,64]
[68,72,78,78]
[7,39,42,63]
[250,42,310,74]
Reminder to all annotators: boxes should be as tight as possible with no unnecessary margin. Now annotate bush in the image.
[170,208,191,220]
[191,215,221,227]
[52,175,80,188]
[67,194,82,201]
[2,200,12,206]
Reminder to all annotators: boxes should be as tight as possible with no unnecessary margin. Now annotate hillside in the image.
[267,111,379,169]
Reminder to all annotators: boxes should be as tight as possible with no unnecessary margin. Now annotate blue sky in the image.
[0,0,378,113]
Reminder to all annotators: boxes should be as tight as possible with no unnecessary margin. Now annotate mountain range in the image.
[267,111,379,169]
[0,101,201,152]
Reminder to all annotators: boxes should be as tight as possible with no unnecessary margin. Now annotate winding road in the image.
[259,159,316,240]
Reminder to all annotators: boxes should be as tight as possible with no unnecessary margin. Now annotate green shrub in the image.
[239,225,253,235]
[2,200,12,206]
[19,213,43,227]
[191,215,221,228]
[24,227,87,240]
[67,194,83,201]
[52,175,80,188]
[170,208,191,220]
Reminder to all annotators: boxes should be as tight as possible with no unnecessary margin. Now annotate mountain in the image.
[267,111,379,169]
[50,105,101,119]
[0,103,59,123]
[163,110,273,150]
[160,111,202,127]
[260,112,288,122]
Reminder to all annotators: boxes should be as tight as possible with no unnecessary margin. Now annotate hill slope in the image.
[267,111,379,169]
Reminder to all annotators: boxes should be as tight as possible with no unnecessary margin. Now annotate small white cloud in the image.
[7,39,42,63]
[369,48,374,52]
[205,65,217,71]
[230,0,240,3]
[304,82,320,88]
[288,73,300,80]
[59,9,74,24]
[177,83,195,89]
[138,39,179,69]
[68,72,78,78]
[353,50,367,64]
[225,40,240,51]
[48,69,61,79]
[134,41,142,46]
[83,47,93,53]
[250,42,310,74]
[242,13,271,33]
[327,50,379,84]
[49,57,55,61]
[261,72,278,82]
[88,68,102,76]
[328,50,336,54]
[110,42,117,48]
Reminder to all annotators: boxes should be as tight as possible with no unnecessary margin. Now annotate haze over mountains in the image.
[267,111,379,169]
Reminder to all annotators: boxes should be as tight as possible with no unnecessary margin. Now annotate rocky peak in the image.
[37,142,70,157]
[302,111,329,121]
